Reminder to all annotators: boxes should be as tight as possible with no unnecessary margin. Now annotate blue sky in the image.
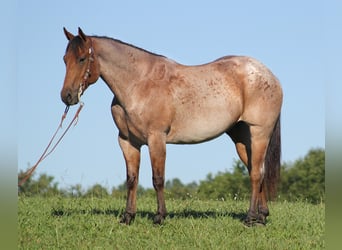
[14,1,328,189]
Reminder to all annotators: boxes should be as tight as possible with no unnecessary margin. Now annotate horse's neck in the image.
[92,37,156,104]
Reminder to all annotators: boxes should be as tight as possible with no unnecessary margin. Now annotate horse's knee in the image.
[127,174,138,189]
[153,175,164,190]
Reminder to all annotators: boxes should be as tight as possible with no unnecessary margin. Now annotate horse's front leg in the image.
[147,132,167,224]
[118,135,141,225]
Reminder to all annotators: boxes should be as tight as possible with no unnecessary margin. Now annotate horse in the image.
[61,27,283,226]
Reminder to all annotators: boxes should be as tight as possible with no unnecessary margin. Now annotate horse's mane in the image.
[93,36,166,58]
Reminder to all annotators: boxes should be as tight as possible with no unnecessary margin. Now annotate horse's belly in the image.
[166,114,237,144]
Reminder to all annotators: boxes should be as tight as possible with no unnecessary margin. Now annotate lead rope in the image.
[18,102,84,187]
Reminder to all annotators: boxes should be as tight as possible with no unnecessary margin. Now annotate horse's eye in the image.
[79,57,86,64]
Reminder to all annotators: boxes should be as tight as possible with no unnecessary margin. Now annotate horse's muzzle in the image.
[61,89,79,106]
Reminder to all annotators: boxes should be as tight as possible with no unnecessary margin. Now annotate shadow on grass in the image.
[51,208,246,222]
[168,210,246,222]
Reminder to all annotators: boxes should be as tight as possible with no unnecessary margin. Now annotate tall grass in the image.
[18,196,324,249]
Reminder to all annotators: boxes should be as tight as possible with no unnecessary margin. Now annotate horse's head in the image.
[61,27,100,106]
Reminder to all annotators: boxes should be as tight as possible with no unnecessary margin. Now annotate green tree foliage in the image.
[279,148,325,203]
[164,178,198,199]
[111,182,147,199]
[68,184,83,197]
[197,160,250,200]
[18,171,60,196]
[84,184,109,198]
[196,148,325,203]
[18,148,325,204]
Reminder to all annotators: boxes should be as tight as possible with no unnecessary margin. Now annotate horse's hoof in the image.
[243,216,266,227]
[243,219,254,227]
[243,213,267,227]
[256,214,267,226]
[153,214,165,225]
[120,212,135,225]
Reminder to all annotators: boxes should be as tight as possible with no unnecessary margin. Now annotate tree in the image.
[18,148,325,203]
[197,160,250,200]
[18,171,60,196]
[84,184,109,198]
[68,184,83,197]
[111,181,147,198]
[165,178,198,199]
[279,148,325,203]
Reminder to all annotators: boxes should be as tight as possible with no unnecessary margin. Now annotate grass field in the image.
[18,196,324,249]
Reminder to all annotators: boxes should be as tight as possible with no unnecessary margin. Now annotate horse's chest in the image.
[111,104,148,141]
[126,112,149,140]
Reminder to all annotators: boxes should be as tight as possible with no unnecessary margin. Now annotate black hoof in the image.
[153,214,165,225]
[256,214,267,225]
[120,212,135,225]
[243,215,266,227]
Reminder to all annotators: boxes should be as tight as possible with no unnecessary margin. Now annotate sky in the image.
[12,1,331,190]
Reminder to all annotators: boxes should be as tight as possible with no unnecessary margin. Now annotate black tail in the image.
[264,114,281,200]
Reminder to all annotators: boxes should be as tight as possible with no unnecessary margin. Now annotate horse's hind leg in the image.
[257,181,269,225]
[245,126,271,226]
[228,122,269,226]
[118,135,141,225]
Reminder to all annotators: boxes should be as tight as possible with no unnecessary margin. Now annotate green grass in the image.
[18,196,324,249]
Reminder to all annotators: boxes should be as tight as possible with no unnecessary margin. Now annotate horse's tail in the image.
[264,114,281,200]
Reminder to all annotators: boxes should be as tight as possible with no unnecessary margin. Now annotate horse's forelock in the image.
[65,36,85,54]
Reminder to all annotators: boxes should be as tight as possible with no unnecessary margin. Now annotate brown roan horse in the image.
[61,28,283,226]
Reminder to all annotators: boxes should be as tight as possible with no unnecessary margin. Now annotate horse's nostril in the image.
[67,92,72,103]
[61,90,73,105]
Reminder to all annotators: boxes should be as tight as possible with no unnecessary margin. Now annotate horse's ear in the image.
[63,27,74,41]
[78,27,87,41]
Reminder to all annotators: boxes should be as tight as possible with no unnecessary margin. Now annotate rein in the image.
[18,103,84,187]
